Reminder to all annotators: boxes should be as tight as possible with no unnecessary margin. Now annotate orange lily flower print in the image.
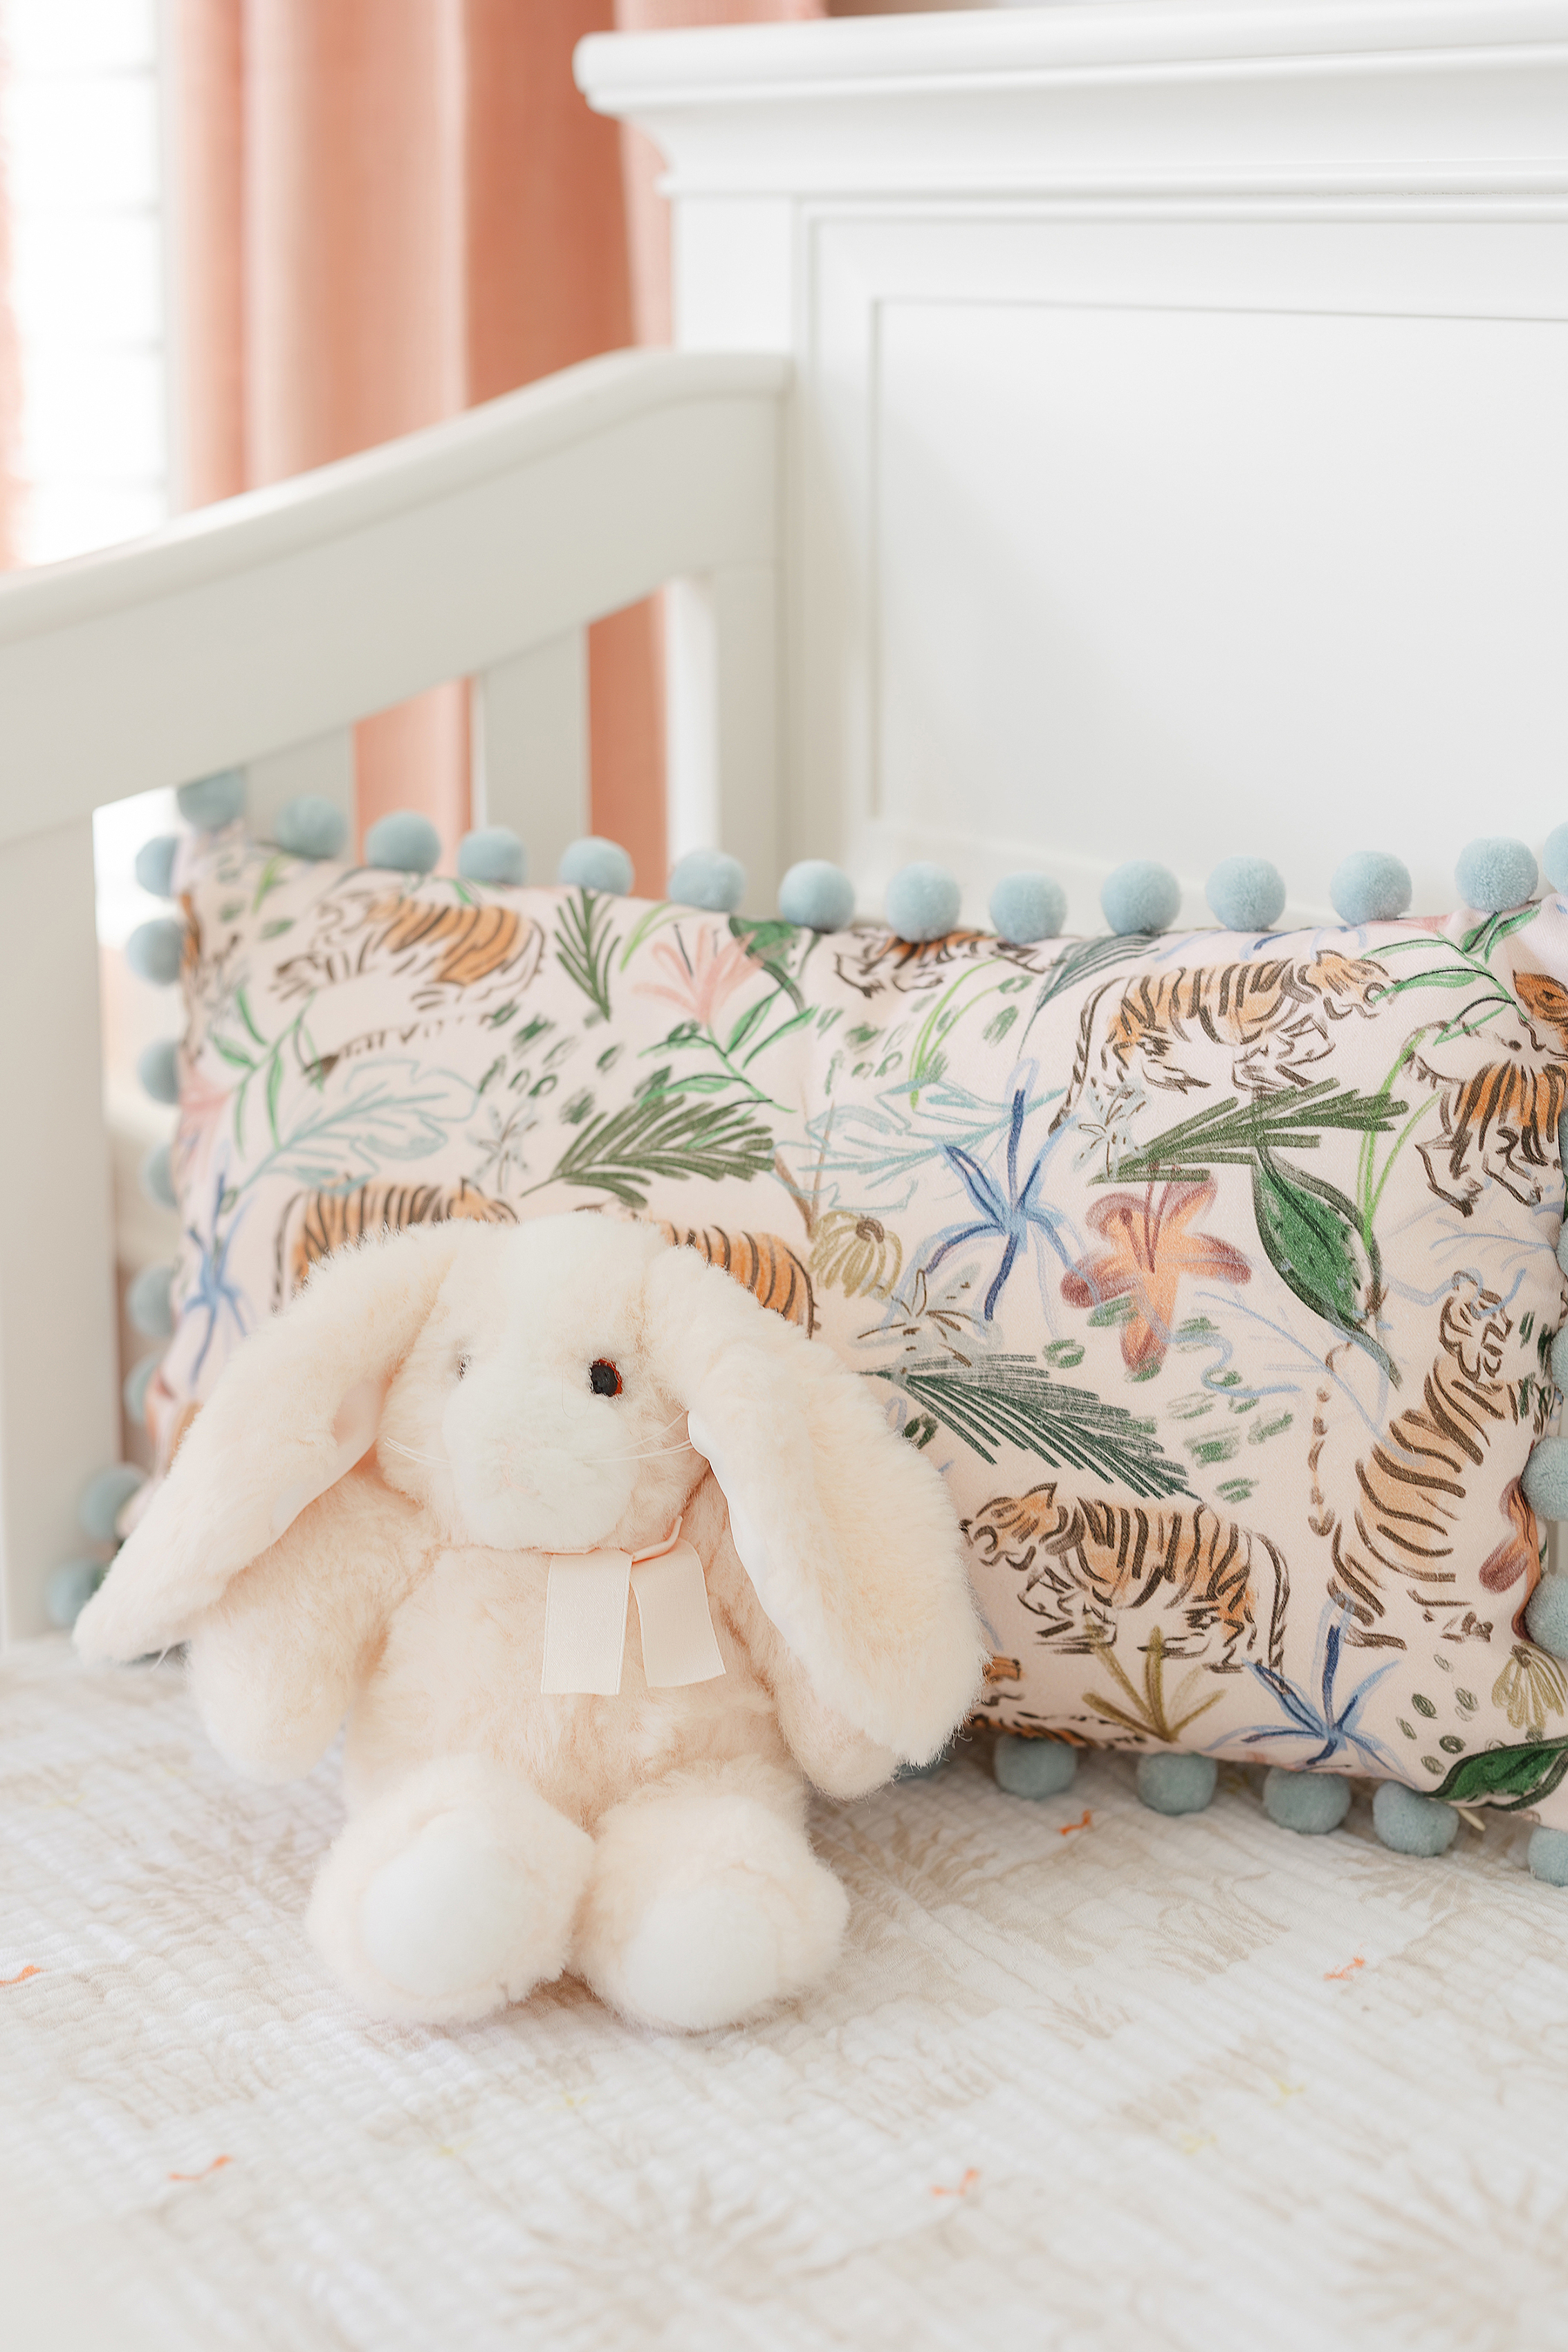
[1062,1180,1250,1373]
[637,924,759,1029]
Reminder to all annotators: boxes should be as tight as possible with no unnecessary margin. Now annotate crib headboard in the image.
[580,0,1568,933]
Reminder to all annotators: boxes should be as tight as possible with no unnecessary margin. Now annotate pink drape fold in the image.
[171,0,820,886]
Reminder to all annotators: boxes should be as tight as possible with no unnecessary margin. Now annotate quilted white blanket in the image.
[3,1639,1567,2352]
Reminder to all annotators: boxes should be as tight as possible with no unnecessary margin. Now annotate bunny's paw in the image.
[574,1761,847,2031]
[307,1754,593,2025]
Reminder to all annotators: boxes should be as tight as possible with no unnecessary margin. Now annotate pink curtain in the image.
[170,0,819,886]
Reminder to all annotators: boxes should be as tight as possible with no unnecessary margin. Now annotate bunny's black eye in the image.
[589,1359,622,1398]
[456,1354,471,1381]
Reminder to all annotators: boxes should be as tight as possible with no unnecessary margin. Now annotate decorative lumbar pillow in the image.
[114,818,1568,1854]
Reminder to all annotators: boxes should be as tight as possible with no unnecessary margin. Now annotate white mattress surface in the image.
[4,1637,1568,2352]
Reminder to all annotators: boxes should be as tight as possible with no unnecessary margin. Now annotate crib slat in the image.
[472,632,589,888]
[666,564,780,908]
[0,819,120,1640]
[246,728,357,845]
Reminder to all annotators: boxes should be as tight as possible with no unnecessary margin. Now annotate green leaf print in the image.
[535,1093,775,1209]
[555,888,620,1021]
[1107,1082,1405,1185]
[1429,1736,1568,1812]
[873,1354,1190,1498]
[1249,1151,1395,1381]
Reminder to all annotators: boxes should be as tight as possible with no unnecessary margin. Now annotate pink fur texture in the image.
[76,1216,985,2029]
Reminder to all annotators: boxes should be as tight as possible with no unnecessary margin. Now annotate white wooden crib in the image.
[0,0,1563,1642]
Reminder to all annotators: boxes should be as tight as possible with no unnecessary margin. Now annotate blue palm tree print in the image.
[1224,1600,1399,1772]
[185,1166,252,1383]
[925,1084,1076,1321]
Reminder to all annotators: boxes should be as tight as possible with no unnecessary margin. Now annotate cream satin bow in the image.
[539,1520,725,1696]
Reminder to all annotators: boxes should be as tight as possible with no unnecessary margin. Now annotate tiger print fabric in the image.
[147,831,1568,1827]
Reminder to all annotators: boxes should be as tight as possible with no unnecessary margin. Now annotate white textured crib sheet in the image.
[4,1639,1568,2352]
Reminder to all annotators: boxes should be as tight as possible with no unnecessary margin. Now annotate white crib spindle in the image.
[472,632,590,887]
[665,565,780,910]
[0,818,120,1639]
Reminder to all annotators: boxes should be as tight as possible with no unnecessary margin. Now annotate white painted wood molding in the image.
[0,349,787,849]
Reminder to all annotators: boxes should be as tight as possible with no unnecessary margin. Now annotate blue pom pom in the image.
[133,834,180,899]
[136,1040,180,1106]
[1101,860,1180,936]
[123,1350,163,1425]
[1136,1752,1217,1815]
[124,917,187,986]
[1544,826,1568,894]
[558,837,634,894]
[1525,1570,1568,1658]
[885,862,960,944]
[141,1143,176,1209]
[1455,836,1538,915]
[78,1462,146,1545]
[127,1262,175,1339]
[273,795,348,861]
[778,860,854,932]
[994,1734,1078,1800]
[990,872,1067,946]
[669,848,746,914]
[1523,1440,1568,1527]
[176,769,246,832]
[1529,1826,1568,1886]
[1206,855,1286,932]
[458,827,527,887]
[1262,1767,1352,1835]
[1372,1781,1458,1857]
[365,811,441,874]
[1551,1327,1568,1394]
[1330,851,1412,927]
[47,1559,107,1630]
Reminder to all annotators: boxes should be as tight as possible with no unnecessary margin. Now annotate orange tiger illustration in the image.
[654,1221,815,1334]
[1058,951,1387,1118]
[833,929,1038,1000]
[274,1177,516,1305]
[963,1484,1289,1671]
[1311,1273,1543,1647]
[1414,969,1568,1215]
[275,885,543,1011]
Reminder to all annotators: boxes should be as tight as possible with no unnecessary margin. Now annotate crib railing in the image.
[0,347,788,1638]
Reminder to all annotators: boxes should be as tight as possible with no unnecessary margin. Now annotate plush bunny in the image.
[76,1215,985,2030]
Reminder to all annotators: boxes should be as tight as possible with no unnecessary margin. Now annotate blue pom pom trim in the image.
[78,1462,146,1545]
[1455,836,1538,915]
[990,871,1066,946]
[125,917,187,986]
[778,860,855,932]
[365,811,441,875]
[1206,855,1286,933]
[1101,861,1180,937]
[176,769,246,833]
[133,834,180,899]
[559,837,634,894]
[1330,850,1412,927]
[273,795,349,861]
[458,827,527,887]
[885,862,961,944]
[669,848,747,914]
[136,1039,180,1106]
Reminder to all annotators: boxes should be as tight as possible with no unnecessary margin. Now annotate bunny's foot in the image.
[574,1757,848,2030]
[307,1753,593,2024]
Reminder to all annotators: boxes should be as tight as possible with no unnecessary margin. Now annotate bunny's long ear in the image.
[647,1247,986,1763]
[75,1224,464,1663]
